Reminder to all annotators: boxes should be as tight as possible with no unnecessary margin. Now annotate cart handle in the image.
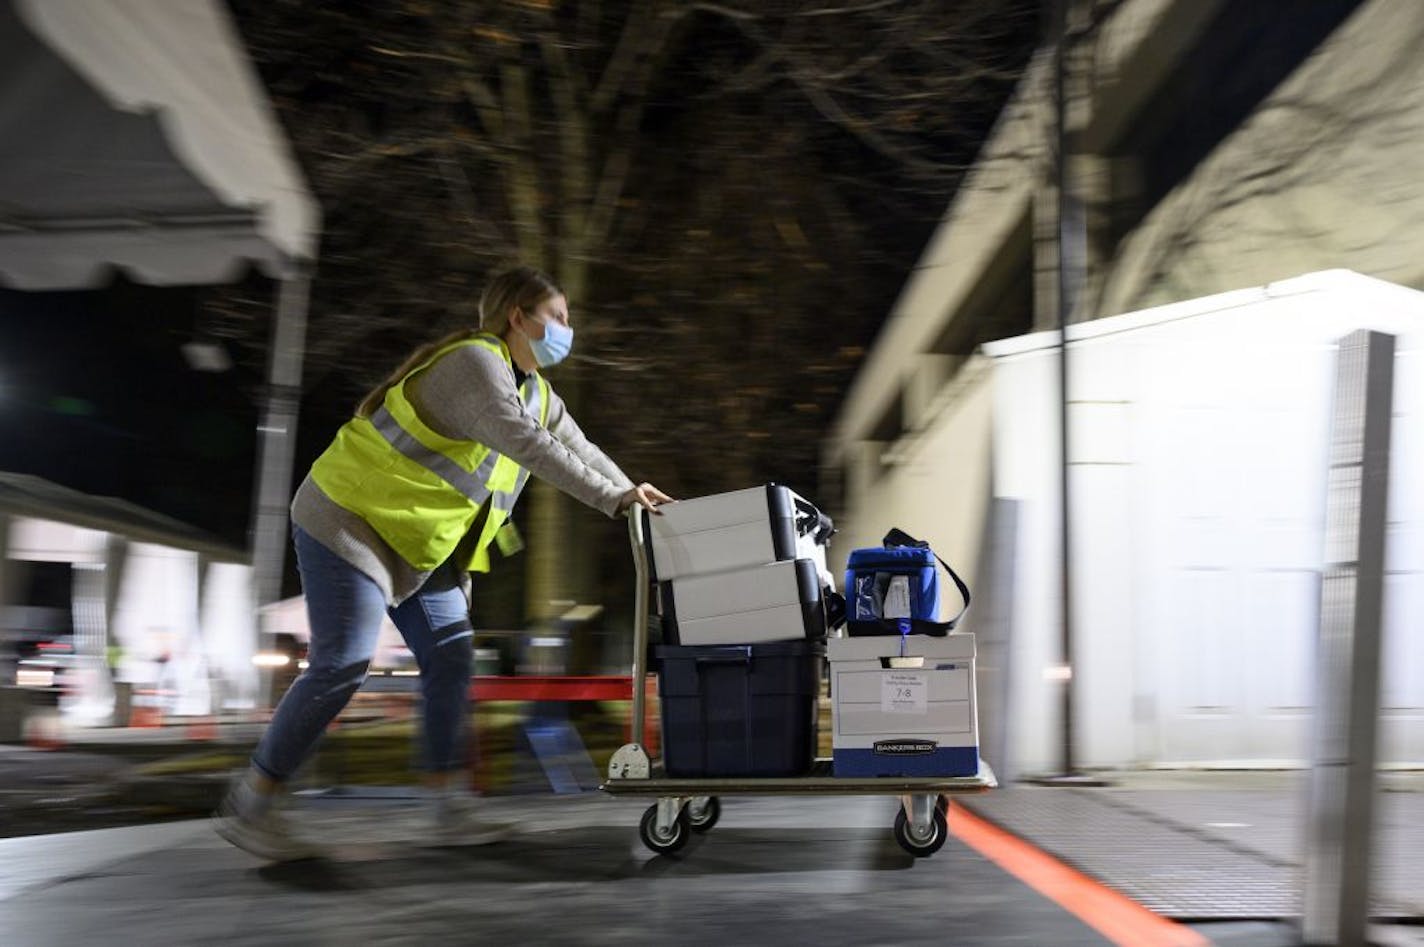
[627,508,650,747]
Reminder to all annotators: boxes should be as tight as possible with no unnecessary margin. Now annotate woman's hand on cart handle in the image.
[619,483,674,515]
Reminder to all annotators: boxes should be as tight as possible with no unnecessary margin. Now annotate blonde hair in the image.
[478,264,562,335]
[354,265,563,418]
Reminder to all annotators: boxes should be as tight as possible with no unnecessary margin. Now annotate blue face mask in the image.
[528,318,573,368]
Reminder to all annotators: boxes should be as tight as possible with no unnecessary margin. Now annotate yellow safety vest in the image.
[310,333,551,573]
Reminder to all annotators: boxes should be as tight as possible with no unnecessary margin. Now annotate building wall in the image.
[1098,0,1424,314]
[828,0,1423,470]
[830,358,995,592]
[982,274,1424,771]
[825,0,1424,769]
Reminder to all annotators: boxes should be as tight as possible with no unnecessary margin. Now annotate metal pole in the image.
[1053,0,1087,777]
[249,262,311,703]
[1303,330,1394,947]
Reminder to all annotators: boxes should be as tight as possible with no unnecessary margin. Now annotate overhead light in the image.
[561,604,604,622]
[252,652,290,667]
[17,668,55,688]
[182,341,232,373]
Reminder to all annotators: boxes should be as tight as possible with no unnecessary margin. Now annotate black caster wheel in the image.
[894,805,949,857]
[687,797,721,834]
[639,804,691,855]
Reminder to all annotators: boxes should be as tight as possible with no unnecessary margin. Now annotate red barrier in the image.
[469,674,657,746]
[470,675,636,702]
[467,674,659,792]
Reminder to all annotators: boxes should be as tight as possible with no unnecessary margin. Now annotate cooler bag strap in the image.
[881,527,971,630]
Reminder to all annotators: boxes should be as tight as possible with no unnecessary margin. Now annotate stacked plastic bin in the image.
[644,485,834,777]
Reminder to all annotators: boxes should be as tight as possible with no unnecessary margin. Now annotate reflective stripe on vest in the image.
[308,333,551,573]
[368,405,496,505]
[501,454,540,513]
[365,370,544,507]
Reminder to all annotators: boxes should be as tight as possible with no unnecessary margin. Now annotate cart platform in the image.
[602,759,996,796]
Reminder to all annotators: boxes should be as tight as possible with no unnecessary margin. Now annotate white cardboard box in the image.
[828,633,979,777]
[659,558,825,646]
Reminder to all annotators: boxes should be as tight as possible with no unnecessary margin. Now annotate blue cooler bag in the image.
[844,528,970,637]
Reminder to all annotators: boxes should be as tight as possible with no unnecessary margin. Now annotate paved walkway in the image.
[4,741,1424,944]
[957,770,1424,923]
[2,794,1127,947]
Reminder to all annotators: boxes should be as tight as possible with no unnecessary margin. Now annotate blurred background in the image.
[0,0,1041,733]
[1,0,1422,912]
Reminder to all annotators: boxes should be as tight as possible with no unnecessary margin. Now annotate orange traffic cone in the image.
[23,707,65,750]
[185,715,218,741]
[129,689,163,728]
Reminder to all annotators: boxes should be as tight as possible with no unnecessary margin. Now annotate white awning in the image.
[0,0,319,289]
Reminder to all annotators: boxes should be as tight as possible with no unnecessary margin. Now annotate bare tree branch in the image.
[589,1,660,115]
[500,62,549,270]
[540,31,591,288]
[791,0,903,17]
[584,6,680,251]
[368,44,468,66]
[462,77,506,140]
[221,0,1038,515]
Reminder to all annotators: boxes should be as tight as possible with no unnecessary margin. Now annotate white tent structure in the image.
[0,0,321,712]
[0,472,253,723]
[0,0,316,288]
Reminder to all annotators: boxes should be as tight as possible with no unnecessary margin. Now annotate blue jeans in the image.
[251,526,476,782]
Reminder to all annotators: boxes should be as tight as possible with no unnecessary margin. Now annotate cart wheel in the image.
[639,804,691,855]
[937,794,952,815]
[687,797,721,833]
[894,805,948,857]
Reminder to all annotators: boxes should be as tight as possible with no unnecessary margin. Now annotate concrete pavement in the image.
[956,770,1424,945]
[2,793,1126,947]
[3,737,1424,944]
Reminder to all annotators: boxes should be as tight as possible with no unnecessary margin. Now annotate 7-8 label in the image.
[881,671,928,714]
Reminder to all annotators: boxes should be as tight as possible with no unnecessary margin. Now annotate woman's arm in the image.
[405,345,627,516]
[543,389,635,491]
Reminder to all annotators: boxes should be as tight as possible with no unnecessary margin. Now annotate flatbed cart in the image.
[601,510,997,857]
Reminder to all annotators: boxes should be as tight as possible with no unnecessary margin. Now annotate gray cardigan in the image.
[290,340,633,605]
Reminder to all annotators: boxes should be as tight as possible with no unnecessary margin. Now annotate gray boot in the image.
[212,771,321,862]
[426,791,515,847]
